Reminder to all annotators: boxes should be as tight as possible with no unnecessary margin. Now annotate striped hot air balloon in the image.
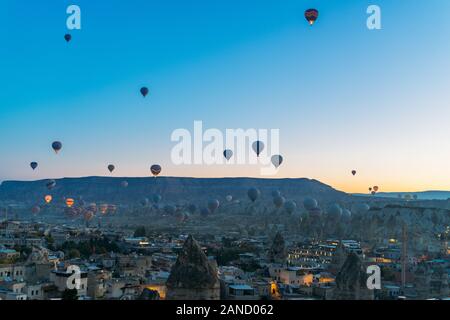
[305,8,319,26]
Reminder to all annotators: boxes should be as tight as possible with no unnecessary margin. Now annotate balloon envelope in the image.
[226,195,233,202]
[252,141,264,157]
[140,87,149,97]
[66,198,75,208]
[44,195,52,204]
[108,164,115,173]
[271,155,283,168]
[273,195,285,208]
[121,181,129,188]
[52,141,62,154]
[305,8,319,25]
[46,180,56,190]
[284,200,297,214]
[64,34,72,42]
[352,170,356,176]
[150,164,162,176]
[207,199,220,213]
[247,188,261,202]
[303,198,318,211]
[223,149,233,161]
[30,162,38,170]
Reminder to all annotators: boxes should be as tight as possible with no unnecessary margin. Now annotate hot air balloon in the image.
[273,195,285,208]
[44,195,53,204]
[107,164,115,173]
[247,188,261,202]
[303,198,318,211]
[371,191,376,195]
[121,181,129,188]
[64,34,72,42]
[342,209,352,219]
[84,211,94,222]
[31,205,41,215]
[87,203,97,213]
[150,164,162,177]
[200,207,210,217]
[252,141,264,157]
[30,162,38,170]
[188,204,197,215]
[108,204,117,214]
[327,204,342,219]
[413,194,418,200]
[305,8,319,26]
[226,195,233,202]
[351,170,356,176]
[140,87,149,97]
[351,203,370,214]
[271,155,283,168]
[271,190,281,198]
[46,180,56,190]
[373,186,379,192]
[52,141,62,154]
[152,194,162,204]
[223,149,233,161]
[66,198,75,208]
[207,199,220,214]
[284,200,297,214]
[369,187,372,192]
[141,198,149,207]
[99,204,108,215]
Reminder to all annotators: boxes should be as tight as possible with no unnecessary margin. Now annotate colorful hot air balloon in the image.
[44,195,53,204]
[64,34,72,42]
[30,162,38,170]
[52,141,62,154]
[351,170,356,176]
[252,141,264,157]
[223,149,233,161]
[99,204,108,215]
[305,8,319,26]
[66,198,75,208]
[150,164,162,177]
[248,188,261,202]
[107,164,115,173]
[140,87,149,97]
[373,186,379,192]
[271,155,283,168]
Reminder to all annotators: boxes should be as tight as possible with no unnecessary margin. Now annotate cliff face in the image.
[166,235,220,300]
[0,176,349,205]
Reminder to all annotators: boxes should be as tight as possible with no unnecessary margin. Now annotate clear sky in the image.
[1,0,450,193]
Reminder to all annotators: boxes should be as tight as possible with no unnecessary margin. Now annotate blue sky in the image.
[1,0,450,192]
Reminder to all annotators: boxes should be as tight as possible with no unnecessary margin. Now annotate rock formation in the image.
[166,235,220,300]
[268,232,287,264]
